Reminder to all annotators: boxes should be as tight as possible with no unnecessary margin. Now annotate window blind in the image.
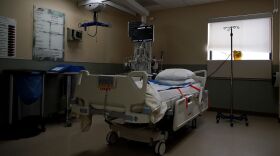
[208,17,272,55]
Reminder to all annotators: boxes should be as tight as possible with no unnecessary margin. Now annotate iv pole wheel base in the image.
[216,117,220,123]
[155,141,166,156]
[216,113,220,123]
[244,114,249,126]
[216,112,249,127]
[106,131,119,145]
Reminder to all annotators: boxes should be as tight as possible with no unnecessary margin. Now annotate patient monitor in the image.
[125,23,157,74]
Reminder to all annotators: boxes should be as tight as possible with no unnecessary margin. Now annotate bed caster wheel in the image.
[106,131,118,145]
[216,116,220,124]
[245,122,249,126]
[230,123,234,127]
[191,119,197,129]
[155,141,166,156]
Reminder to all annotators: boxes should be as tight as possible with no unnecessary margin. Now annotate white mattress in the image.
[157,83,201,102]
[134,81,201,123]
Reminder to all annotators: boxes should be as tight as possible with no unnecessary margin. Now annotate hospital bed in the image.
[71,69,208,155]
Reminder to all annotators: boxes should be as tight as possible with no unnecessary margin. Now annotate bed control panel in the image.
[98,76,116,91]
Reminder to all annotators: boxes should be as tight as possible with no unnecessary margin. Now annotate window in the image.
[207,14,272,60]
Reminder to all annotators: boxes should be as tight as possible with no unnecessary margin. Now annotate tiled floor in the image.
[0,111,280,156]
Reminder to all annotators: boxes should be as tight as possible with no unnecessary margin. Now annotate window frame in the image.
[207,13,273,61]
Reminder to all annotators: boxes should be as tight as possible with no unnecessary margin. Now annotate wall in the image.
[151,0,279,114]
[0,0,278,122]
[0,0,136,125]
[150,0,278,65]
[0,0,134,63]
[279,0,280,119]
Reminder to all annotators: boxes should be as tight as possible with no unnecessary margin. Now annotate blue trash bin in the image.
[15,72,43,105]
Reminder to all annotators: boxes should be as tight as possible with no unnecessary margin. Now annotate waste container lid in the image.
[3,70,45,75]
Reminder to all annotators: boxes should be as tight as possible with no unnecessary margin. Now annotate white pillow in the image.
[158,79,195,86]
[155,68,195,81]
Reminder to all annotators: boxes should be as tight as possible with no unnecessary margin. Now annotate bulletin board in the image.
[33,7,65,61]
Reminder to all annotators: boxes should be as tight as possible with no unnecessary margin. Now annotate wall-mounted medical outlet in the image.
[67,28,83,41]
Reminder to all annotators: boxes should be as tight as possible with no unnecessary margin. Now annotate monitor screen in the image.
[128,21,142,38]
[131,25,154,42]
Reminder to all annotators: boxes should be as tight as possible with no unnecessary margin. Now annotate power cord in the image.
[77,13,99,38]
[207,54,231,78]
[87,25,98,38]
[87,13,99,40]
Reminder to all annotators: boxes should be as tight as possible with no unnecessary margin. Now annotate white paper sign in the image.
[35,32,50,49]
[33,7,65,61]
[50,34,63,50]
[50,23,64,34]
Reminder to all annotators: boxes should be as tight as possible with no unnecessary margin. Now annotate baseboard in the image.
[208,107,278,118]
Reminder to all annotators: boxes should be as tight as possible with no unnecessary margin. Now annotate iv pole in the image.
[216,26,249,127]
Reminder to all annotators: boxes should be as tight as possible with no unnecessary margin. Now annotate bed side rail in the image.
[194,70,207,77]
[193,70,207,88]
[193,70,207,105]
[72,71,150,122]
[128,71,148,93]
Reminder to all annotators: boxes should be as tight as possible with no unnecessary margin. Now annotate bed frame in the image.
[71,70,208,155]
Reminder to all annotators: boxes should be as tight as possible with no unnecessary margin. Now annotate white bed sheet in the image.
[140,82,201,123]
[157,83,201,102]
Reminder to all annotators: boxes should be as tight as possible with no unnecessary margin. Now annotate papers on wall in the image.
[0,16,16,58]
[33,7,65,61]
